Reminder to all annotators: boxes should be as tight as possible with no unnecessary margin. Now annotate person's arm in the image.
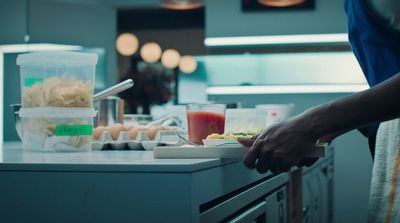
[366,0,400,31]
[239,72,400,174]
[309,72,400,137]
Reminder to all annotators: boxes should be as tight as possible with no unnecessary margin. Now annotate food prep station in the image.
[1,1,372,221]
[0,50,336,223]
[0,142,334,223]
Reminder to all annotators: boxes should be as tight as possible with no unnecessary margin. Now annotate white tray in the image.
[153,143,327,159]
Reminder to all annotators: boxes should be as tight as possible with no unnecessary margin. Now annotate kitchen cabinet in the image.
[0,142,287,223]
[200,176,287,223]
[227,201,267,223]
[302,145,334,223]
[222,187,287,223]
[265,188,287,223]
[0,142,333,223]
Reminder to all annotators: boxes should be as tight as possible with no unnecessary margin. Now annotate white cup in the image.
[255,104,295,127]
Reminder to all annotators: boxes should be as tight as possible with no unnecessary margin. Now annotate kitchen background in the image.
[0,0,372,222]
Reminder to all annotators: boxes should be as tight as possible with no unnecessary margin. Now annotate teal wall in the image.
[205,0,347,37]
[28,0,117,86]
[0,0,28,44]
[0,0,117,86]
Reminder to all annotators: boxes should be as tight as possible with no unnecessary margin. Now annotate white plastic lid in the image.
[17,51,98,66]
[19,107,97,118]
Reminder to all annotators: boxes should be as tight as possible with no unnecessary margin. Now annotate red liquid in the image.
[187,111,225,145]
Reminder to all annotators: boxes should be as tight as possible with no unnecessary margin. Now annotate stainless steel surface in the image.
[227,201,267,223]
[94,79,133,102]
[200,174,289,223]
[10,104,22,140]
[95,96,124,127]
[265,188,287,223]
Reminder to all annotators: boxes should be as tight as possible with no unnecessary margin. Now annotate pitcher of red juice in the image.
[186,104,226,145]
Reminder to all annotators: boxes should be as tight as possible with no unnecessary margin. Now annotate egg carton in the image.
[92,130,186,151]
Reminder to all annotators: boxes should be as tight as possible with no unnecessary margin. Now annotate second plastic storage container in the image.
[19,107,96,152]
[225,108,266,134]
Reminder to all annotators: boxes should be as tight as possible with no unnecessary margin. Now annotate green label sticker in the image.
[24,77,44,87]
[55,125,93,136]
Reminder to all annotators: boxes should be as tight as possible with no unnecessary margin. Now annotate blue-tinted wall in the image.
[206,0,347,37]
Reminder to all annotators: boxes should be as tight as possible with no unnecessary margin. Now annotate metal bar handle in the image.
[94,79,134,102]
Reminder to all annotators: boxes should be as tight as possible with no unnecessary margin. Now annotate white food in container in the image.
[17,51,97,108]
[23,77,93,108]
[19,107,96,152]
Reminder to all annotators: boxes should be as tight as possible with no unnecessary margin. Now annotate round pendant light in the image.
[258,0,305,7]
[179,55,197,74]
[140,42,162,63]
[161,49,181,69]
[160,0,204,10]
[116,33,139,56]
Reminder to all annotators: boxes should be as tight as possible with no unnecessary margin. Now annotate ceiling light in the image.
[160,0,204,10]
[258,0,305,7]
[207,84,369,95]
[140,42,162,63]
[204,33,349,47]
[116,33,139,56]
[179,55,197,73]
[161,49,181,69]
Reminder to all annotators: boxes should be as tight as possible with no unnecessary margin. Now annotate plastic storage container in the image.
[255,104,295,127]
[16,51,98,152]
[17,51,98,108]
[19,107,96,152]
[225,109,266,133]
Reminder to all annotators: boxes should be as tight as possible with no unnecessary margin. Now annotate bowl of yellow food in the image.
[202,132,257,147]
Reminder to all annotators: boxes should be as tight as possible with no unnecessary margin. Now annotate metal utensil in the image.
[10,104,22,140]
[93,79,134,127]
[177,135,199,147]
[94,96,124,127]
[94,79,134,102]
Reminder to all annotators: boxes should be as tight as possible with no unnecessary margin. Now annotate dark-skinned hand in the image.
[237,116,321,174]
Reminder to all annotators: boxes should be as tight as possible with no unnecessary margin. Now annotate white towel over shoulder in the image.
[368,118,400,223]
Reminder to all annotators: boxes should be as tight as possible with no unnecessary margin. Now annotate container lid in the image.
[17,51,98,66]
[19,107,97,118]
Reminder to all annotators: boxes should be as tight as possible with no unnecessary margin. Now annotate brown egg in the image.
[134,127,147,139]
[147,126,159,140]
[160,126,173,131]
[128,127,139,140]
[157,125,167,132]
[109,123,125,140]
[93,126,106,140]
[125,125,134,131]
